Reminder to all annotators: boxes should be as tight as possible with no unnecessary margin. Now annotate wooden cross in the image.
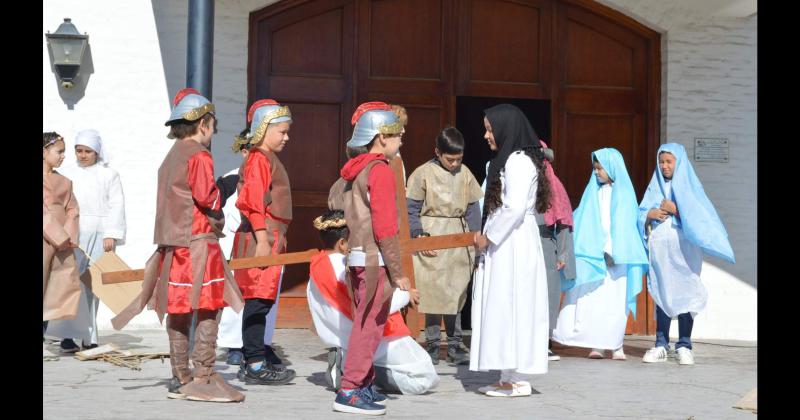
[102,155,478,330]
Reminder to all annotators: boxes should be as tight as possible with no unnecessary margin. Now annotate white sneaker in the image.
[548,350,561,361]
[676,347,695,365]
[642,346,668,363]
[612,347,626,361]
[485,382,532,397]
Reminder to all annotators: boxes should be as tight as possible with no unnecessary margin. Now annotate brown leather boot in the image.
[179,310,245,403]
[166,313,193,399]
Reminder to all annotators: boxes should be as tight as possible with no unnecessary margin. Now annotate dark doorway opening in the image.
[456,96,552,186]
[455,96,551,330]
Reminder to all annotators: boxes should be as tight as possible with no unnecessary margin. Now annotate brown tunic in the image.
[112,140,243,330]
[341,160,402,305]
[43,171,81,321]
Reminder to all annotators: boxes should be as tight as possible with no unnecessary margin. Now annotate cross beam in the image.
[101,156,477,331]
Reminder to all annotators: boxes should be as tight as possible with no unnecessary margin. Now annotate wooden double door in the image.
[248,0,661,334]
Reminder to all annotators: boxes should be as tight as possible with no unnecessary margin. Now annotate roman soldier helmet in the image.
[164,88,215,138]
[247,99,292,145]
[347,101,404,148]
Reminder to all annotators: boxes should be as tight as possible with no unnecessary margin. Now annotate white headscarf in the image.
[75,129,107,165]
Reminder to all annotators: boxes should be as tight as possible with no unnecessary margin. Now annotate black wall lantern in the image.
[46,18,89,89]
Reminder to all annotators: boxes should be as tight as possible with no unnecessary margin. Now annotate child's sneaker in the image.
[167,376,187,400]
[366,383,388,405]
[226,348,243,366]
[676,347,695,365]
[642,346,669,363]
[60,338,80,353]
[612,347,626,360]
[332,388,386,415]
[548,350,561,361]
[242,361,296,385]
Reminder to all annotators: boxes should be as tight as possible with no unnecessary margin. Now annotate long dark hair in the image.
[482,104,551,219]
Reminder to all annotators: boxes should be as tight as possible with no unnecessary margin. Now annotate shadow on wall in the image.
[149,0,248,177]
[151,0,187,109]
[47,44,94,110]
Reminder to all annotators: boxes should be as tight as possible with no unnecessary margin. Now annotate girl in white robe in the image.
[552,148,648,360]
[48,129,126,350]
[472,104,551,398]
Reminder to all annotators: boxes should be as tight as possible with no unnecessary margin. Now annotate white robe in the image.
[307,253,439,395]
[469,152,549,375]
[47,163,126,344]
[646,181,707,318]
[216,168,281,349]
[552,183,629,350]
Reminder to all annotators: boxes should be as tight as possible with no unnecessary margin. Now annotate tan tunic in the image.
[406,161,483,314]
[43,171,81,321]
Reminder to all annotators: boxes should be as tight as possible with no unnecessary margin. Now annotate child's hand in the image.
[660,199,677,215]
[56,239,72,252]
[394,276,411,291]
[556,260,566,270]
[254,241,270,257]
[419,249,438,257]
[409,288,420,309]
[648,208,669,222]
[474,233,490,253]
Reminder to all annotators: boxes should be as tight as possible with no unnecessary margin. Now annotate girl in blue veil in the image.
[639,143,734,366]
[552,148,648,360]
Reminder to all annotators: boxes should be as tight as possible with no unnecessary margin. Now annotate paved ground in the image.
[43,329,756,419]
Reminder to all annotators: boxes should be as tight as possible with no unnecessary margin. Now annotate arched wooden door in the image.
[249,0,660,334]
[248,0,356,327]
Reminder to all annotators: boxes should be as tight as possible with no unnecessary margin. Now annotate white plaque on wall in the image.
[694,138,729,163]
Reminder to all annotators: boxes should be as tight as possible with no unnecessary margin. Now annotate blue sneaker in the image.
[332,388,386,416]
[366,384,388,405]
[226,348,244,366]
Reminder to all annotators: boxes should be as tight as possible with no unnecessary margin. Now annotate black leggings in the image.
[242,298,275,363]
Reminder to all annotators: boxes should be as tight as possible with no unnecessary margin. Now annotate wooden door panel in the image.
[456,0,552,98]
[561,113,635,205]
[271,8,344,76]
[279,102,343,191]
[565,19,635,88]
[368,0,443,80]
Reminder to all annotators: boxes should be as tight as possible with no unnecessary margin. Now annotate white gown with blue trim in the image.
[552,183,629,350]
[646,180,707,318]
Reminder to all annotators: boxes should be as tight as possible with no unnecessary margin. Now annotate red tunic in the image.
[234,150,289,300]
[166,151,227,313]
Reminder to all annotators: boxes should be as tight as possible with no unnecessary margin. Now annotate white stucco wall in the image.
[599,0,757,341]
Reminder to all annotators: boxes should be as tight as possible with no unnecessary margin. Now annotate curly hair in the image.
[484,147,552,217]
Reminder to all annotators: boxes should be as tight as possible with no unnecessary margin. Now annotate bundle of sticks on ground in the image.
[74,343,170,371]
